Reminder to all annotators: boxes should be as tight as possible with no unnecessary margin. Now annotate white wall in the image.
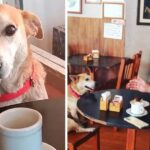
[102,0,124,2]
[125,0,150,81]
[68,0,124,18]
[23,0,65,53]
[68,1,102,18]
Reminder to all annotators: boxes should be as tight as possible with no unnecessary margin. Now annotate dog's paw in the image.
[76,127,95,133]
[85,127,95,132]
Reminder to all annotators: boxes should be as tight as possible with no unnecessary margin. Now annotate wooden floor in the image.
[75,126,150,150]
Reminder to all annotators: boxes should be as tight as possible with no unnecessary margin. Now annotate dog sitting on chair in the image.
[68,70,95,132]
[0,4,48,107]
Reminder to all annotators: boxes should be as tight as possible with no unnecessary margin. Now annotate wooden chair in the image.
[116,58,133,89]
[68,126,100,150]
[116,51,142,89]
[131,51,142,78]
[114,53,141,131]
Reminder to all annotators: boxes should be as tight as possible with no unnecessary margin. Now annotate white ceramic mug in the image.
[131,101,145,115]
[0,107,42,150]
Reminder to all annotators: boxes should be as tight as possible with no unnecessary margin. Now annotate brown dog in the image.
[0,4,48,107]
[68,71,95,132]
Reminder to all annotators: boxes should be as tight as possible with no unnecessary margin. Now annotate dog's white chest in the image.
[68,97,77,109]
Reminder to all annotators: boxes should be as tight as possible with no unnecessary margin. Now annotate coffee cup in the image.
[0,107,42,150]
[131,101,145,115]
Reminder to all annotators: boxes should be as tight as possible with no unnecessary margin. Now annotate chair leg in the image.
[68,127,100,150]
[68,143,75,150]
[113,127,119,131]
[97,128,100,150]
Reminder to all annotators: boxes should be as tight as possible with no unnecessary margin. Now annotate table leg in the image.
[126,129,136,150]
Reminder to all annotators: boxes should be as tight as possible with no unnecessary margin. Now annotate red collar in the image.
[69,85,81,99]
[0,65,35,102]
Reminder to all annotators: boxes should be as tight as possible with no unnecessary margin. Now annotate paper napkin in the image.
[124,116,149,129]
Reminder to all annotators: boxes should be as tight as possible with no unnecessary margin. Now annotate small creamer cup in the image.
[0,107,42,150]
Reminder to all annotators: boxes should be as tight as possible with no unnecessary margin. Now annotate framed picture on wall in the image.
[3,0,23,9]
[137,0,150,25]
[16,0,23,9]
[85,0,101,4]
[103,3,124,19]
[67,0,82,14]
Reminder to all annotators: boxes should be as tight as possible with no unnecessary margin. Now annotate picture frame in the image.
[85,0,101,4]
[137,0,150,25]
[16,0,23,9]
[67,0,82,14]
[103,3,124,19]
[3,0,23,9]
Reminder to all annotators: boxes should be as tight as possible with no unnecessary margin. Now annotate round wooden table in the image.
[77,89,150,150]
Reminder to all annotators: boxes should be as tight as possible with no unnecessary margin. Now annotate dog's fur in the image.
[68,72,95,132]
[0,4,48,107]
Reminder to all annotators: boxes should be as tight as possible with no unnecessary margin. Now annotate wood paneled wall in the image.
[68,17,124,57]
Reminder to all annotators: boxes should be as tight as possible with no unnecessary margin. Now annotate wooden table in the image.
[0,99,65,150]
[68,54,126,68]
[77,89,150,150]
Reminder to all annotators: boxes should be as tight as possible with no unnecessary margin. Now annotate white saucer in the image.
[42,142,56,150]
[126,108,148,117]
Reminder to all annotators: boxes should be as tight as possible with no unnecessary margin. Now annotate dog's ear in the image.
[85,67,91,75]
[21,11,43,39]
[85,67,94,79]
[69,75,79,82]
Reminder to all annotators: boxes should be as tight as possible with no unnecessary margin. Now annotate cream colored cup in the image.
[131,101,145,115]
[0,107,42,150]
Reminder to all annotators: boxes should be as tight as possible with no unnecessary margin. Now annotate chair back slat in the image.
[116,58,125,89]
[116,51,142,89]
[131,51,142,78]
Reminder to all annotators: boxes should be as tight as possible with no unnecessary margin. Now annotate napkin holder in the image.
[100,91,111,111]
[109,95,123,112]
[92,50,99,59]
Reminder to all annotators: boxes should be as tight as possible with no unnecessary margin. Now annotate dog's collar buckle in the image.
[30,77,35,87]
[29,64,35,87]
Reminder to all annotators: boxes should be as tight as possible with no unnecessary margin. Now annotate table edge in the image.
[77,107,107,125]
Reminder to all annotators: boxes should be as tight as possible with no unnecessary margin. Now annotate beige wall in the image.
[23,0,65,53]
[125,0,150,82]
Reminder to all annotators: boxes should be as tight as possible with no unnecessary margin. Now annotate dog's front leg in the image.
[68,100,78,119]
[70,107,78,119]
[76,126,95,133]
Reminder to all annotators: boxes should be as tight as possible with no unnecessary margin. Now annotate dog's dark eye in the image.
[5,25,17,36]
[85,78,89,81]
